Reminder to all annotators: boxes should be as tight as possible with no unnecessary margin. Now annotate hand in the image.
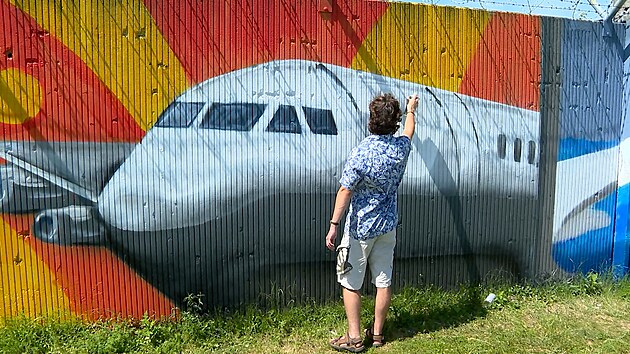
[407,93,418,113]
[325,226,338,251]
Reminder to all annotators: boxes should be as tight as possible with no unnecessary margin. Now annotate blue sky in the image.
[400,0,616,20]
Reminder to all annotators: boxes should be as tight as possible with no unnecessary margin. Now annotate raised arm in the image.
[402,93,419,139]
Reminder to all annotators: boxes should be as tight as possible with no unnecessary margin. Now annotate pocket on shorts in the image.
[336,246,353,275]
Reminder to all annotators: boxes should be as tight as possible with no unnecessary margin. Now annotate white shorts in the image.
[336,229,396,291]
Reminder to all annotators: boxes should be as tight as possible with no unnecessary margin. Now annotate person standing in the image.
[326,93,419,352]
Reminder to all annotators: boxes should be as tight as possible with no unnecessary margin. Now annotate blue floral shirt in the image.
[339,134,412,241]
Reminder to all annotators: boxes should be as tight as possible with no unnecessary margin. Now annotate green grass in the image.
[2,273,630,353]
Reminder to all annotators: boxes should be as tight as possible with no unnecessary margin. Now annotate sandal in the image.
[329,334,365,353]
[364,326,385,347]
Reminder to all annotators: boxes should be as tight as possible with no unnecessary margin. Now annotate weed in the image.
[183,293,206,315]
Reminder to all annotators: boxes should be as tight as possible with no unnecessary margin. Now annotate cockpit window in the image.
[200,103,265,131]
[303,107,337,135]
[155,102,205,128]
[267,105,302,134]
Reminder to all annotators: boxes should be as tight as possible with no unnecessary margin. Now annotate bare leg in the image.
[342,287,362,338]
[373,287,391,335]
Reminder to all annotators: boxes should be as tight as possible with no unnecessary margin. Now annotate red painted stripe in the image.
[143,0,388,84]
[0,2,144,142]
[2,214,175,319]
[459,14,541,111]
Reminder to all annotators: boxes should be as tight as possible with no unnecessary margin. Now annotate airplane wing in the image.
[0,151,97,213]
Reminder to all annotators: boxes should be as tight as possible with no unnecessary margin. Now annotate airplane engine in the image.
[32,205,107,245]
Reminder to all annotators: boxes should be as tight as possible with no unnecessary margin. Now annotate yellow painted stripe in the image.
[0,68,42,125]
[352,4,491,92]
[0,219,71,318]
[10,0,189,130]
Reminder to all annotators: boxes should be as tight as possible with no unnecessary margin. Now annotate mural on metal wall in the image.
[0,0,621,318]
[551,20,625,274]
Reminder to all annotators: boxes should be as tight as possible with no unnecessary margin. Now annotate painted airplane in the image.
[91,60,616,242]
[0,60,620,291]
[97,59,541,233]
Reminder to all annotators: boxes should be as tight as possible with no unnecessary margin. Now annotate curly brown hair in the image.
[368,93,402,135]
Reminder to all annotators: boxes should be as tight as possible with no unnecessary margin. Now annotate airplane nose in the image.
[98,188,205,232]
[97,130,228,232]
[99,192,148,231]
[98,183,179,232]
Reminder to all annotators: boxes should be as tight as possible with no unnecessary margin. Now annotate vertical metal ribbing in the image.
[536,17,561,277]
[51,1,67,318]
[551,19,623,276]
[0,0,13,320]
[0,0,628,319]
[20,1,32,318]
[100,2,110,316]
[602,19,623,271]
[602,21,626,275]
[121,1,134,318]
[63,1,78,317]
[609,19,627,275]
[116,0,128,318]
[612,23,630,277]
[236,0,244,307]
[23,2,35,318]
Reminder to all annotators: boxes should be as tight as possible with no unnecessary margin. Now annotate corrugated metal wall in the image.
[0,0,626,319]
[553,19,625,275]
[613,24,630,277]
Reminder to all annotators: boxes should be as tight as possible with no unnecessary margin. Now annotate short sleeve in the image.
[398,135,412,157]
[339,150,363,190]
